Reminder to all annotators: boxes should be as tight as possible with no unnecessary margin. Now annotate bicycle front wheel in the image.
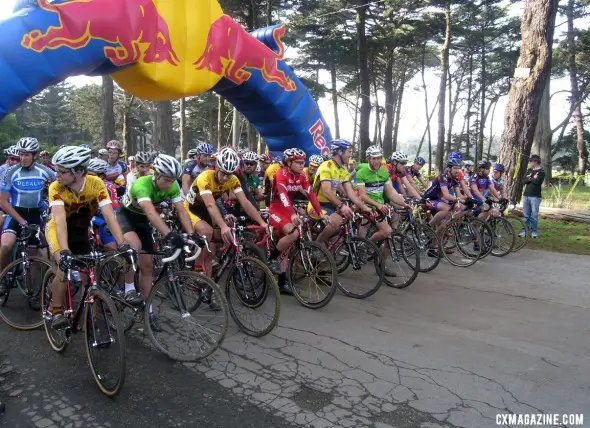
[84,289,126,397]
[441,220,481,267]
[0,256,51,330]
[507,216,528,252]
[145,271,228,362]
[489,217,515,257]
[97,253,137,333]
[41,268,69,353]
[288,241,337,309]
[383,233,420,289]
[335,237,384,299]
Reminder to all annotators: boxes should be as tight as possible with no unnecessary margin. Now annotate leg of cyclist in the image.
[316,212,343,244]
[0,231,16,295]
[193,220,213,276]
[122,231,149,305]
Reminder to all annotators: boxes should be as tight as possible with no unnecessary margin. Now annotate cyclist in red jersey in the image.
[268,148,327,288]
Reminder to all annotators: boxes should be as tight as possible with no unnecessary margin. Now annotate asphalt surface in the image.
[1,249,589,428]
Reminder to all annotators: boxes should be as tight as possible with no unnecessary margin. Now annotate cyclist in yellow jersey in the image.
[46,146,128,330]
[303,154,324,186]
[309,139,372,244]
[184,147,267,276]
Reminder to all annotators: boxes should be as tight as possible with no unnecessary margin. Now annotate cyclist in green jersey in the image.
[242,151,264,202]
[356,146,407,243]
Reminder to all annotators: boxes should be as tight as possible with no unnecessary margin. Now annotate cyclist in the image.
[355,146,407,243]
[304,154,324,186]
[104,140,127,194]
[126,151,153,192]
[242,151,265,202]
[387,152,423,200]
[182,143,214,195]
[98,148,109,162]
[127,156,136,174]
[258,153,272,178]
[406,157,429,190]
[489,163,505,198]
[448,152,473,199]
[118,154,196,316]
[470,160,501,220]
[263,156,283,205]
[39,150,54,170]
[268,149,326,279]
[87,158,120,251]
[0,146,21,181]
[0,138,55,294]
[309,139,373,244]
[463,160,475,182]
[46,146,128,330]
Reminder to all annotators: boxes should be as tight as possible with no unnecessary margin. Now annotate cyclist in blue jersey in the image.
[0,138,55,293]
[405,157,429,191]
[182,142,214,195]
[470,160,501,220]
[0,146,21,182]
[423,159,464,236]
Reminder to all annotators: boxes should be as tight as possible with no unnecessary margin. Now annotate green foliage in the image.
[0,114,21,150]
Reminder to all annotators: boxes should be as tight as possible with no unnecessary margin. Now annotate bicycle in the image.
[0,224,53,330]
[485,198,516,257]
[40,252,127,396]
[98,238,230,361]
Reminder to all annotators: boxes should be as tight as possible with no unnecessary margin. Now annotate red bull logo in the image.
[20,0,179,67]
[309,119,329,154]
[194,15,297,92]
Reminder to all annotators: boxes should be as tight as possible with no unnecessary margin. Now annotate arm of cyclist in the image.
[356,184,388,215]
[201,192,233,244]
[235,190,267,228]
[440,185,458,203]
[460,180,474,199]
[0,192,26,225]
[52,205,70,252]
[174,201,196,235]
[487,183,501,201]
[342,182,372,214]
[181,173,192,196]
[470,183,486,201]
[401,176,422,200]
[384,181,408,208]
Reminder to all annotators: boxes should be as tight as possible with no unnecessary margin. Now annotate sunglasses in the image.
[55,169,72,176]
[244,162,257,167]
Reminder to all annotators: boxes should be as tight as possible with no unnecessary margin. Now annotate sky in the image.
[0,0,587,156]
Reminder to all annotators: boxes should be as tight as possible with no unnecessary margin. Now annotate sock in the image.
[124,283,135,293]
[270,248,280,260]
[278,273,286,287]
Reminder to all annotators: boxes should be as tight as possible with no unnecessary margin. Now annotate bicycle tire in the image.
[84,288,127,397]
[331,237,350,274]
[41,268,69,353]
[383,233,420,289]
[334,237,384,299]
[404,225,441,273]
[441,220,481,267]
[287,241,337,309]
[507,216,528,252]
[0,256,51,330]
[471,218,494,259]
[488,217,515,257]
[242,241,267,262]
[145,271,228,362]
[226,256,280,337]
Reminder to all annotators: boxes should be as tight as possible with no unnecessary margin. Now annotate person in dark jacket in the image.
[522,154,545,238]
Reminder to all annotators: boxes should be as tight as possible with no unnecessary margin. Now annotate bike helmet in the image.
[366,145,383,159]
[330,139,353,153]
[242,151,259,162]
[258,153,271,163]
[98,148,108,156]
[415,156,426,166]
[391,151,409,163]
[87,158,108,174]
[448,151,463,162]
[52,146,92,169]
[493,163,505,172]
[463,160,474,167]
[322,153,331,161]
[79,144,90,149]
[283,148,306,162]
[478,160,491,169]
[106,140,123,151]
[127,156,135,162]
[216,147,240,174]
[135,151,152,164]
[16,137,39,153]
[152,154,182,178]
[5,145,20,158]
[447,159,461,167]
[187,148,198,158]
[40,150,49,156]
[196,142,214,155]
[309,154,324,166]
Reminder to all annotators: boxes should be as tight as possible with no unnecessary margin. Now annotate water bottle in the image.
[70,270,82,295]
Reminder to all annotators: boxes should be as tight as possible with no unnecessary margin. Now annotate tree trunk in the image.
[101,76,116,142]
[465,53,474,159]
[498,0,558,204]
[153,101,173,154]
[122,94,135,155]
[478,40,486,164]
[353,85,361,144]
[209,95,218,148]
[383,56,394,155]
[416,96,439,160]
[392,71,406,152]
[357,0,371,152]
[331,62,340,139]
[567,0,586,174]
[532,82,553,182]
[436,1,451,174]
[217,95,226,149]
[446,65,452,157]
[266,0,272,26]
[487,99,498,159]
[372,73,380,145]
[247,123,258,151]
[180,98,187,160]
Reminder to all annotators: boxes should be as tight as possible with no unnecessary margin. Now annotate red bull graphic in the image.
[309,119,329,154]
[20,0,179,66]
[194,15,297,92]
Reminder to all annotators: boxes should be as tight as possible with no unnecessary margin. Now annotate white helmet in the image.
[135,151,152,164]
[464,160,474,167]
[187,148,198,158]
[152,154,181,178]
[5,145,20,158]
[391,151,409,163]
[87,158,108,174]
[98,149,108,155]
[242,151,259,162]
[52,146,92,169]
[216,147,240,174]
[309,154,324,166]
[16,137,40,153]
[366,145,383,159]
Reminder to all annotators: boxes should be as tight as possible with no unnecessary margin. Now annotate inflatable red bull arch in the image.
[0,0,332,157]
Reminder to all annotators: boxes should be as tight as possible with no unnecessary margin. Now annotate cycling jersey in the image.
[423,171,460,201]
[105,161,123,178]
[104,180,119,211]
[1,163,55,208]
[405,166,422,179]
[48,175,112,221]
[385,164,407,193]
[489,175,504,195]
[244,172,260,192]
[264,163,282,184]
[313,160,350,204]
[355,163,390,204]
[303,167,316,186]
[470,173,491,195]
[183,160,209,180]
[121,175,182,215]
[186,169,243,209]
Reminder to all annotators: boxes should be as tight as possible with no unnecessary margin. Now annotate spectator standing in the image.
[522,154,545,239]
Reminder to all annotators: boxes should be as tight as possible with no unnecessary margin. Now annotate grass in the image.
[541,181,590,210]
[524,218,590,256]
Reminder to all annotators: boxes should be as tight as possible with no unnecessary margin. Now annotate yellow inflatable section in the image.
[112,0,224,100]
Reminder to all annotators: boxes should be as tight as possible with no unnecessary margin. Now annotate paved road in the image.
[1,249,589,428]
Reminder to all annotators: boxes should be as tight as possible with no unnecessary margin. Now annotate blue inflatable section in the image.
[0,0,332,158]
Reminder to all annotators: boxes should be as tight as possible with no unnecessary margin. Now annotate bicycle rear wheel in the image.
[488,217,515,257]
[41,269,69,353]
[507,216,528,252]
[0,256,51,330]
[335,237,384,299]
[145,272,228,361]
[472,218,494,259]
[383,233,420,289]
[288,241,337,309]
[84,289,126,396]
[226,256,280,337]
[404,225,441,273]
